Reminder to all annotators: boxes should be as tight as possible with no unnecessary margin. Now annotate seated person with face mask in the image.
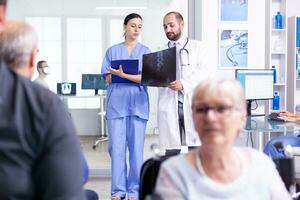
[34,60,50,88]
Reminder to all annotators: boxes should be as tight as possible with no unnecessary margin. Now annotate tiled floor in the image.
[81,134,159,200]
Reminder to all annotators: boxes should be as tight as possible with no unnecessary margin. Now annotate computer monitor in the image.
[235,69,274,116]
[57,82,76,96]
[81,74,107,95]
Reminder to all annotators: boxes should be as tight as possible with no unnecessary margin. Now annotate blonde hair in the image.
[192,78,246,112]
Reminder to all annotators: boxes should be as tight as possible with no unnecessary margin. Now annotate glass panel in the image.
[66,18,102,108]
[26,17,62,93]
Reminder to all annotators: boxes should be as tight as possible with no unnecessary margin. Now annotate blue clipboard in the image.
[111,59,139,83]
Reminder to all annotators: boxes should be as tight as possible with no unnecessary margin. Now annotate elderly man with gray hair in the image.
[0,20,38,78]
[0,7,86,200]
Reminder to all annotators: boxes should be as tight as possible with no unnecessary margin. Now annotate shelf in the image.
[266,0,288,112]
[272,29,286,32]
[287,16,299,113]
[271,52,285,54]
[274,83,286,86]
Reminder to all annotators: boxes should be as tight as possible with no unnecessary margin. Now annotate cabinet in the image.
[265,0,287,111]
[287,16,300,113]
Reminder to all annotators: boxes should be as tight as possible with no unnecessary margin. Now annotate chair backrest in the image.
[81,153,89,185]
[263,135,300,158]
[263,135,300,191]
[139,155,174,200]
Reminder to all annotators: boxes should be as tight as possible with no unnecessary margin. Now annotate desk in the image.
[59,93,107,137]
[242,116,300,151]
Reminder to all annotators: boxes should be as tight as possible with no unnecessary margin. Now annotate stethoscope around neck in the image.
[168,37,190,66]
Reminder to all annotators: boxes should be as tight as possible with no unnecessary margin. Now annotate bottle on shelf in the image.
[272,65,277,83]
[273,91,280,110]
[275,12,283,29]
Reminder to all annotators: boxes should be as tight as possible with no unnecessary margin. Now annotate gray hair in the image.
[0,0,7,6]
[0,20,38,69]
[192,78,247,113]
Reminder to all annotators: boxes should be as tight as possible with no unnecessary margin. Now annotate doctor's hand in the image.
[109,65,124,78]
[168,80,183,91]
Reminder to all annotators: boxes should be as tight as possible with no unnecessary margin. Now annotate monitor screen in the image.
[81,74,107,95]
[235,69,274,100]
[57,82,76,96]
[81,74,107,90]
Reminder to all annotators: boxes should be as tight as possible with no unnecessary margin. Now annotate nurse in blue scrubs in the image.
[101,13,150,200]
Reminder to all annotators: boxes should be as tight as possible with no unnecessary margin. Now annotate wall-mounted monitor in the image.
[81,74,107,95]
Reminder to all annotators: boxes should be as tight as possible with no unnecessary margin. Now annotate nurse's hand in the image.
[169,80,183,91]
[109,65,124,78]
[105,74,112,84]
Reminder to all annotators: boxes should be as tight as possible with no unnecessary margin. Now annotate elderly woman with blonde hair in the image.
[155,79,290,200]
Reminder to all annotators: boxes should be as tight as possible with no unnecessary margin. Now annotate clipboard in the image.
[111,59,139,83]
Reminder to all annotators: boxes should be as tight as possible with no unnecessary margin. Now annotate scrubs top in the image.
[101,42,150,120]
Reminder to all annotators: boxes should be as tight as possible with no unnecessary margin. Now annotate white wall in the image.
[200,0,266,79]
[286,0,300,17]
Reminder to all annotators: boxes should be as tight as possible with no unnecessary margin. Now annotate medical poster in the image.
[141,47,176,87]
[219,29,248,68]
[220,0,248,22]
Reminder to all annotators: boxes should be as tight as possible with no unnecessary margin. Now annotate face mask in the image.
[43,67,50,75]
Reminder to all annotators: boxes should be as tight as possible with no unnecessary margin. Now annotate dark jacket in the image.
[0,61,85,200]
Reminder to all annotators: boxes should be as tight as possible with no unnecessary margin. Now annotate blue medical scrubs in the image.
[101,42,150,198]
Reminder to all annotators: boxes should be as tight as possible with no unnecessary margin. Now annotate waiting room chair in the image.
[139,143,182,200]
[263,135,300,199]
[139,154,172,200]
[139,144,198,200]
[81,154,99,200]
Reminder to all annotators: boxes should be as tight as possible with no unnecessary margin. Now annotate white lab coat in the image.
[157,37,211,151]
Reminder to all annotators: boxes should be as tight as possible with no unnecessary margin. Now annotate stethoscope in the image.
[168,37,190,67]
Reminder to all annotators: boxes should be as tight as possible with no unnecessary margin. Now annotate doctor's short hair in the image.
[192,78,246,112]
[37,60,46,69]
[0,0,7,6]
[0,20,38,70]
[165,11,184,23]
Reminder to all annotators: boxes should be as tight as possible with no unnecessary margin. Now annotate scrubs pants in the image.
[107,115,147,198]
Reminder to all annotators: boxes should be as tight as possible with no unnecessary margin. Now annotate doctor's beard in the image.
[166,31,181,41]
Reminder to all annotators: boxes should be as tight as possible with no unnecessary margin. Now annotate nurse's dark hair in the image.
[0,0,7,6]
[123,13,142,25]
[165,11,184,23]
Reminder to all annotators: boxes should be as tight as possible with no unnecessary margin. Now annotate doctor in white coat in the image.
[158,11,210,153]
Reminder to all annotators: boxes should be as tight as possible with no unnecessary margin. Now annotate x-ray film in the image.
[141,47,176,87]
